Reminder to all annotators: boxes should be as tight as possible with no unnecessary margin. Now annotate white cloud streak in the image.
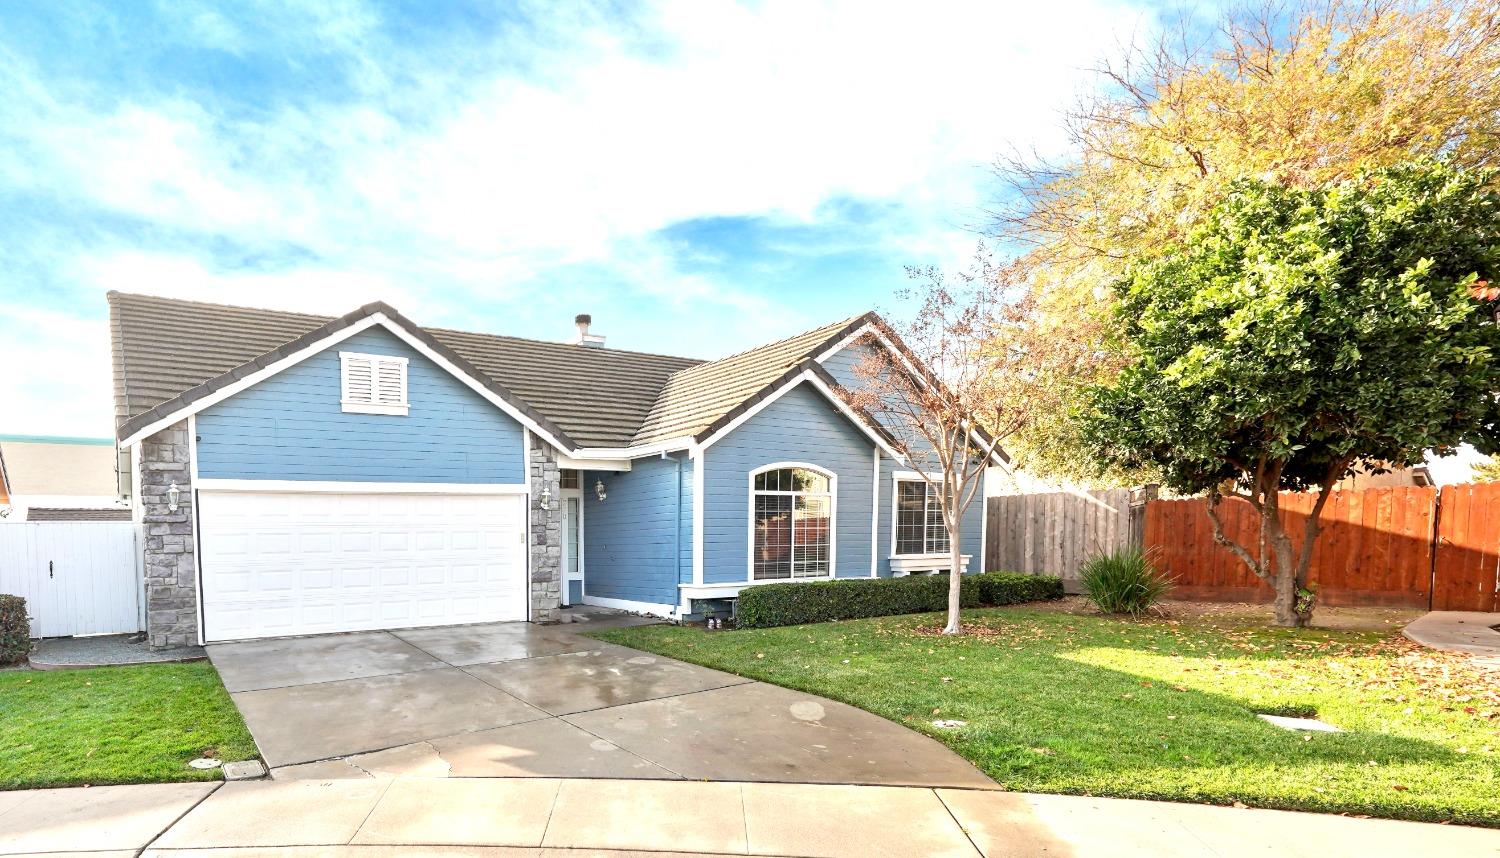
[0,0,1152,436]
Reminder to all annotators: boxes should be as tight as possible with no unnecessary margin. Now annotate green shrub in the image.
[973,571,1065,605]
[0,595,30,666]
[1078,547,1172,615]
[736,571,1063,629]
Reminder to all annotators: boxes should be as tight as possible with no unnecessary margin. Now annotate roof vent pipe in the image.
[573,314,606,348]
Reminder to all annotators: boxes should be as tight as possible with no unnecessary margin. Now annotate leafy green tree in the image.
[993,0,1500,482]
[1081,160,1500,626]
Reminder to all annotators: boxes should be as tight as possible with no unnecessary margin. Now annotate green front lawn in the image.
[0,662,258,790]
[594,607,1500,827]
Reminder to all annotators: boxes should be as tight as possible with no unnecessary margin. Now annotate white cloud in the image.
[0,0,1154,435]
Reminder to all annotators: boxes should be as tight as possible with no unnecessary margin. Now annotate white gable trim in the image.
[812,322,1010,471]
[692,370,906,462]
[118,313,573,453]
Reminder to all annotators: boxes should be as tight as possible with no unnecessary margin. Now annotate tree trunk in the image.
[1262,507,1309,628]
[942,527,964,635]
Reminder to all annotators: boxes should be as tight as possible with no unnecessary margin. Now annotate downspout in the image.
[668,451,683,616]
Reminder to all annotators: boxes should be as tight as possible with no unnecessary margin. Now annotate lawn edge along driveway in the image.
[589,606,1500,828]
[0,661,257,790]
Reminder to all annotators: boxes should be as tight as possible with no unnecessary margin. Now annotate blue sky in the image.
[0,0,1162,438]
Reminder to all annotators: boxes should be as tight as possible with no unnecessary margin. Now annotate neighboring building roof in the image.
[25,506,132,522]
[0,434,116,445]
[0,438,118,497]
[108,292,895,453]
[631,314,872,445]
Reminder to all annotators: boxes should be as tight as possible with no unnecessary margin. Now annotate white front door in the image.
[197,490,528,642]
[560,490,583,606]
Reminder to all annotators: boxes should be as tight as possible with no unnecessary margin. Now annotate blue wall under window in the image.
[196,327,526,483]
[582,454,691,607]
[701,382,876,583]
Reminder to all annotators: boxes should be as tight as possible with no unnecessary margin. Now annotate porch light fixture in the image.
[167,481,181,512]
[594,478,607,502]
[538,484,552,512]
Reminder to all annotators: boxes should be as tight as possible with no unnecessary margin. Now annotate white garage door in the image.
[198,491,527,642]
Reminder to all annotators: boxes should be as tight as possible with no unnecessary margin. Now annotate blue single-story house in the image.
[109,292,1003,647]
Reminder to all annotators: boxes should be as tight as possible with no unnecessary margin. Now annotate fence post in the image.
[1128,484,1159,549]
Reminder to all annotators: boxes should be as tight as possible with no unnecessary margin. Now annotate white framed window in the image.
[340,352,409,415]
[894,478,949,556]
[749,464,836,581]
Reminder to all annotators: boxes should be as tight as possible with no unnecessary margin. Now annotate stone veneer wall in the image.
[140,420,200,648]
[528,438,563,623]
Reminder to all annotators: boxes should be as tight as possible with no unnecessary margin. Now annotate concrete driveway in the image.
[208,614,993,788]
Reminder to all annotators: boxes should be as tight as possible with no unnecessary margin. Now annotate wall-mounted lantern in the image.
[538,484,552,513]
[594,478,607,502]
[167,481,181,512]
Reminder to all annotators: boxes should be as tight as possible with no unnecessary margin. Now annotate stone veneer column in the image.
[528,438,563,623]
[140,420,199,648]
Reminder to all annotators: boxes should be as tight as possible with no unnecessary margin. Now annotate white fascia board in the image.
[567,436,694,461]
[364,315,573,453]
[556,454,633,472]
[694,371,906,463]
[812,322,875,364]
[118,315,385,447]
[118,314,575,455]
[813,324,1008,470]
[194,479,528,495]
[582,594,676,618]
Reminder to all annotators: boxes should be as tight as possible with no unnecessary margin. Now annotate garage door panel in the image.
[199,490,527,642]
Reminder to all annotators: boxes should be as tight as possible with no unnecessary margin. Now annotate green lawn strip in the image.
[593,608,1500,827]
[0,662,257,789]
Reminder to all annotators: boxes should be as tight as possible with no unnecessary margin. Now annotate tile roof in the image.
[630,314,872,445]
[108,292,876,451]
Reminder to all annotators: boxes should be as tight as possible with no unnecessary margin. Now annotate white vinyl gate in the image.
[0,521,143,637]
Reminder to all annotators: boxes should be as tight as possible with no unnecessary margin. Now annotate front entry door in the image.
[560,483,583,606]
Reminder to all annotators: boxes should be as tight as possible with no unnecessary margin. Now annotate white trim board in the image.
[694,371,906,462]
[193,479,529,495]
[118,312,574,453]
[582,594,676,618]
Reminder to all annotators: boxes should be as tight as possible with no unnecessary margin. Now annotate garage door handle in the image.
[49,560,54,579]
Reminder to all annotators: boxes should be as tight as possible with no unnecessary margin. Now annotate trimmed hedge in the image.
[736,571,1063,629]
[0,594,30,666]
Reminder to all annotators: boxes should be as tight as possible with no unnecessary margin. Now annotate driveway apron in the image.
[208,618,995,788]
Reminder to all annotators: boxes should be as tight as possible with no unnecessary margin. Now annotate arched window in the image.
[750,465,835,580]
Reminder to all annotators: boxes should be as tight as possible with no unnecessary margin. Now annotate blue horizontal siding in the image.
[583,454,689,607]
[196,327,525,483]
[702,382,876,584]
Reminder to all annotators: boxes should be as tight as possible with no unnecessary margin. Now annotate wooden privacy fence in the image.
[984,488,1148,590]
[1144,483,1500,611]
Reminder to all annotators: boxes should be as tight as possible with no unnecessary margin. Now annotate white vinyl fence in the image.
[0,521,143,637]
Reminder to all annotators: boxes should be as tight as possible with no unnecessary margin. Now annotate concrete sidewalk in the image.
[1404,611,1500,672]
[2,777,1497,858]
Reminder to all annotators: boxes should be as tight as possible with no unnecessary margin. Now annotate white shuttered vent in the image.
[340,351,409,415]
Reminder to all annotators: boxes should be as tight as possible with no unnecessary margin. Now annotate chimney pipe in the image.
[573,314,605,348]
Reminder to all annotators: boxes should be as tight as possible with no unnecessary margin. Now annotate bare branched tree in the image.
[847,256,1090,634]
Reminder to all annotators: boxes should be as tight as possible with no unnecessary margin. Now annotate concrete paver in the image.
[1404,611,1500,657]
[391,623,591,666]
[209,631,447,692]
[742,782,979,858]
[353,777,560,846]
[233,666,549,767]
[462,643,752,715]
[149,779,389,849]
[541,779,747,854]
[0,782,216,856]
[566,681,996,788]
